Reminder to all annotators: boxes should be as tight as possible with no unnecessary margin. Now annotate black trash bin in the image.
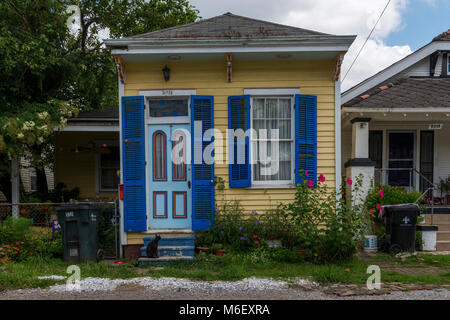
[383,204,419,253]
[56,204,103,263]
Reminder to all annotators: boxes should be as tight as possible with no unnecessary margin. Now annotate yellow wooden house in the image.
[104,13,355,259]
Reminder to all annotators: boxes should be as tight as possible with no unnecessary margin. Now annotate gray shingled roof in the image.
[69,106,119,121]
[433,29,450,41]
[127,12,328,40]
[343,77,450,109]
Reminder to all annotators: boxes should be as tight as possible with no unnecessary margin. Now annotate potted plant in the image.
[211,243,226,256]
[438,176,450,205]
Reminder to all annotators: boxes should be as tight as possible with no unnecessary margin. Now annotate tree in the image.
[0,0,199,200]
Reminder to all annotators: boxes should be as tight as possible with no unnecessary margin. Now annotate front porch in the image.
[342,111,450,201]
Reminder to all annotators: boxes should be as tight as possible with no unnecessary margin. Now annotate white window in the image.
[250,96,294,187]
[98,146,120,192]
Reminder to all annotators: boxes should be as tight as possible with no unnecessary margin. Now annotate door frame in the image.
[140,90,196,231]
[385,130,417,188]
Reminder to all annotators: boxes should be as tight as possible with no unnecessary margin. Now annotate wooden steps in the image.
[424,214,450,251]
[137,232,195,265]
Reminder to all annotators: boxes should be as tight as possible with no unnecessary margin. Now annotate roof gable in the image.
[342,31,450,105]
[343,78,450,109]
[127,12,328,40]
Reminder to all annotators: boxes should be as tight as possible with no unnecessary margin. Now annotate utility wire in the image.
[342,0,392,84]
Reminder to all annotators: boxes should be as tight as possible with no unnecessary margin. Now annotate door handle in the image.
[188,181,191,189]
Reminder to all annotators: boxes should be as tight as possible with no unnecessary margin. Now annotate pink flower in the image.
[253,235,258,239]
[379,189,384,198]
[319,174,325,183]
[369,209,375,215]
[305,170,309,177]
[376,203,382,211]
[254,241,259,245]
[347,178,353,186]
[307,180,314,187]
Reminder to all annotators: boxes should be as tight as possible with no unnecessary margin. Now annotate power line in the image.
[342,0,392,84]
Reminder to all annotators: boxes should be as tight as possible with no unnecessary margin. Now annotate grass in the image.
[1,250,449,292]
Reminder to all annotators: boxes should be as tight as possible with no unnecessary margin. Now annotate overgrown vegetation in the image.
[0,217,62,262]
[197,173,370,264]
[365,185,425,249]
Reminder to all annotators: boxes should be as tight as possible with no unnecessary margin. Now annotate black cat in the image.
[146,234,161,258]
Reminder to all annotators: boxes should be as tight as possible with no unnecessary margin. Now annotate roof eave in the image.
[105,35,356,51]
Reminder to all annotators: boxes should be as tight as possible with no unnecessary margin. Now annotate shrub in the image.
[0,217,62,262]
[365,185,425,248]
[279,172,369,264]
[0,217,32,244]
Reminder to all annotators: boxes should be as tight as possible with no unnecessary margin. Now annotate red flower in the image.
[319,174,326,183]
[369,209,375,215]
[305,170,309,177]
[379,189,384,198]
[253,235,258,239]
[307,180,314,187]
[377,203,382,211]
[347,178,353,186]
[254,241,259,245]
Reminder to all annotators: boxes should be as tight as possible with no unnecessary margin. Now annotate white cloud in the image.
[190,0,416,90]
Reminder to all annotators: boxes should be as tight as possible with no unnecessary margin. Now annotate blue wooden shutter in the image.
[228,95,251,188]
[191,95,214,231]
[122,96,146,232]
[295,94,317,185]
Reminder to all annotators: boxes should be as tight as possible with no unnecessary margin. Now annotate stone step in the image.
[436,241,450,251]
[137,256,193,266]
[140,245,195,258]
[437,231,450,241]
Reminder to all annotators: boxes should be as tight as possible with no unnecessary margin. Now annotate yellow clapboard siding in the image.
[124,59,336,215]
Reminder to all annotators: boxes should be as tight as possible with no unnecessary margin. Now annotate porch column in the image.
[345,118,375,206]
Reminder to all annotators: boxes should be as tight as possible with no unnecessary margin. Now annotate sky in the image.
[188,0,450,91]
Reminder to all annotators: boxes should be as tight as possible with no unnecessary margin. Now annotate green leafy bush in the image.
[279,172,369,264]
[0,217,62,262]
[0,217,32,243]
[195,201,300,252]
[365,185,425,248]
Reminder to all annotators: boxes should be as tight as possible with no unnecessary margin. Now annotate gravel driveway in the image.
[1,277,449,300]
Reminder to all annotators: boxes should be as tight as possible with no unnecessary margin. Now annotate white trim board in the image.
[342,107,450,113]
[139,89,197,97]
[342,41,450,104]
[244,88,300,95]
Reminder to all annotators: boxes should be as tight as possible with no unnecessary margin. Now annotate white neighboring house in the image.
[342,30,450,202]
[20,158,54,193]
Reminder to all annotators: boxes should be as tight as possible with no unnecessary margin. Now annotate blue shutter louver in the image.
[122,96,147,232]
[228,95,251,188]
[191,95,214,231]
[295,94,317,186]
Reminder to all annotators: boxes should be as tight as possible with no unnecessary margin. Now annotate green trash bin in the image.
[56,204,103,263]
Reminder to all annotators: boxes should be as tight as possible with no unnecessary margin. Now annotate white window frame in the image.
[249,95,295,188]
[95,140,120,193]
[140,89,196,125]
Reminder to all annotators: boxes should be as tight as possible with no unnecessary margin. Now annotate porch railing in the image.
[375,168,438,225]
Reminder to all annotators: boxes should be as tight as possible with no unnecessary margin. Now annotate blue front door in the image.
[148,124,191,229]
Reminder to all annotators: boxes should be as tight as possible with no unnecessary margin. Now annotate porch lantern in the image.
[162,65,171,81]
